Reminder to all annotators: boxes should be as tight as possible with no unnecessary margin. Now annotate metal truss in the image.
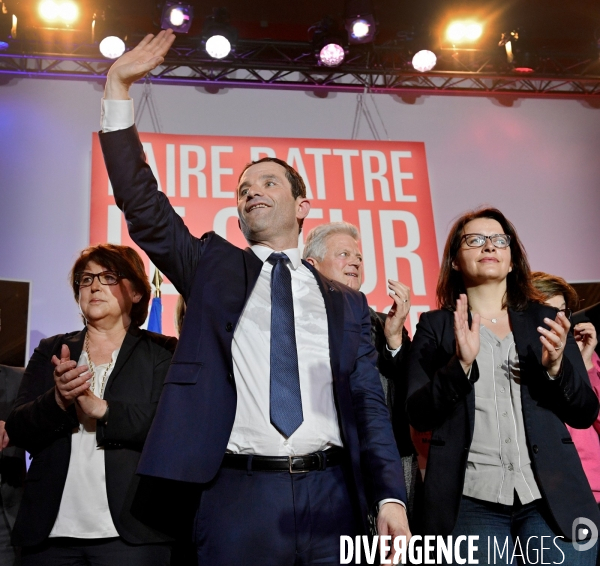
[1,37,600,98]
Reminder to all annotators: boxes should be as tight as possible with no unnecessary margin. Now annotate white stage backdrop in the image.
[0,77,599,352]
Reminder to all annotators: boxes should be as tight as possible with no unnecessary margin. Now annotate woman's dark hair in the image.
[70,244,151,327]
[436,207,544,311]
[531,272,580,311]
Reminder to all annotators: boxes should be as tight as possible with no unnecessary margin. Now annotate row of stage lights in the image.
[0,1,533,74]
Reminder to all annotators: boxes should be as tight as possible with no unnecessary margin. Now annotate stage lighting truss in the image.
[1,35,600,99]
[160,2,193,34]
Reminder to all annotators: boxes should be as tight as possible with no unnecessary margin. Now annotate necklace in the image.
[84,333,113,398]
[472,310,508,324]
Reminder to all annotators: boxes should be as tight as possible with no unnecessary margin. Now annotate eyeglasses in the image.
[461,233,511,249]
[75,271,123,288]
[558,307,572,321]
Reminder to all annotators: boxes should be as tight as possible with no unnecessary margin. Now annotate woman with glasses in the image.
[6,244,176,566]
[406,207,600,564]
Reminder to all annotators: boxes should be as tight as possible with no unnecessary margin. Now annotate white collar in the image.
[250,245,301,270]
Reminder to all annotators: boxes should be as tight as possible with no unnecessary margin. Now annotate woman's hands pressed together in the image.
[51,344,107,419]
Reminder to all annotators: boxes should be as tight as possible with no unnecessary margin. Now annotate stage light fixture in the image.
[205,35,230,59]
[446,21,483,44]
[38,0,79,25]
[202,8,237,59]
[412,50,437,72]
[344,0,376,44]
[499,30,535,73]
[319,42,345,66]
[160,2,193,34]
[99,36,125,59]
[311,17,347,67]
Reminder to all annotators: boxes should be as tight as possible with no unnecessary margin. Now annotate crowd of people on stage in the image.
[1,29,599,566]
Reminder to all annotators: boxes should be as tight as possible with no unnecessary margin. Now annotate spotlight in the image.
[499,30,535,73]
[320,43,345,67]
[99,36,125,59]
[202,8,237,59]
[160,2,193,34]
[446,20,483,44]
[38,0,79,25]
[311,17,347,67]
[205,35,230,59]
[344,0,376,44]
[412,50,437,72]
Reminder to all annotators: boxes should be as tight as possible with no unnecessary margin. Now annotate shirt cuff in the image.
[101,98,135,133]
[378,498,406,511]
[385,343,402,357]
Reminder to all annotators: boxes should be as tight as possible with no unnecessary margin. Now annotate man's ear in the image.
[296,198,311,221]
[305,257,317,268]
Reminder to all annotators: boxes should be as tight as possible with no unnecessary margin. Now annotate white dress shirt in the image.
[49,350,119,539]
[228,246,343,455]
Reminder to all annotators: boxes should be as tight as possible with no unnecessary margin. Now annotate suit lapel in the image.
[104,326,142,392]
[243,247,264,303]
[303,260,344,378]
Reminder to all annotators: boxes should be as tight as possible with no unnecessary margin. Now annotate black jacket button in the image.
[532,445,539,454]
[225,322,233,332]
[227,373,234,384]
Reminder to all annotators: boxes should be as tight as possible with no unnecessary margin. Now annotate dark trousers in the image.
[447,495,597,566]
[21,537,171,566]
[194,463,359,565]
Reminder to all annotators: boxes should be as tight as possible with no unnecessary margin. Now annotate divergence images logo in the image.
[572,517,598,552]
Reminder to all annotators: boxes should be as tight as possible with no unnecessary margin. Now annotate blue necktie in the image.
[267,252,303,438]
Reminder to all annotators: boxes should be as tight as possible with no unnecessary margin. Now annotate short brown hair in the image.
[436,207,544,311]
[238,157,307,200]
[531,272,580,311]
[70,244,151,327]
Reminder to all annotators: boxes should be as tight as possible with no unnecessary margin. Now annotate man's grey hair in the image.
[303,222,360,262]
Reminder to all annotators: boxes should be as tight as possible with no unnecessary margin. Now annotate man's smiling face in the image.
[309,233,364,291]
[236,161,304,245]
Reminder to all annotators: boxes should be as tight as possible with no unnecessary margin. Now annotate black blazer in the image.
[0,365,26,531]
[406,303,600,538]
[370,313,414,458]
[5,326,177,546]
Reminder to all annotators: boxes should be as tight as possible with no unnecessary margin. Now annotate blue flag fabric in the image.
[147,296,163,333]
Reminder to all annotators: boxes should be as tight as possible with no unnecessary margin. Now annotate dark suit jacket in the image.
[0,365,26,531]
[99,125,406,532]
[370,312,413,458]
[406,304,600,538]
[5,327,177,546]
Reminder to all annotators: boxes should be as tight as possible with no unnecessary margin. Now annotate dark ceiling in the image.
[5,0,600,50]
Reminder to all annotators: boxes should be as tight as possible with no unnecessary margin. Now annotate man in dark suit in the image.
[0,365,26,566]
[99,29,410,564]
[302,222,418,520]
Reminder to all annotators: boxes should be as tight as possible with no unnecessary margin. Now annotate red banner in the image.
[90,132,439,338]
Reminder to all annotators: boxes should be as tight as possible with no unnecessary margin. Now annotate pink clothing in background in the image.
[567,352,600,503]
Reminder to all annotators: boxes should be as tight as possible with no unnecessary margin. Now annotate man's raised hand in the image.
[105,30,176,100]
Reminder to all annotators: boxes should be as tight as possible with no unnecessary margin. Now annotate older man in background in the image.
[304,222,418,519]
